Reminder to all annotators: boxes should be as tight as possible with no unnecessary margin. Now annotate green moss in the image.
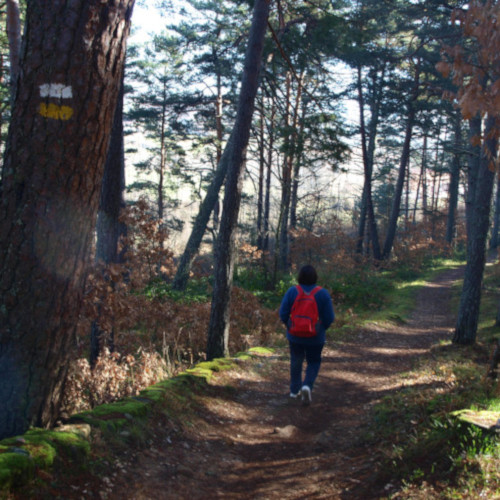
[71,398,151,432]
[138,388,168,402]
[150,379,178,390]
[71,414,128,433]
[248,347,274,355]
[26,429,90,461]
[0,452,34,491]
[234,352,251,360]
[185,367,214,381]
[0,428,91,492]
[195,358,235,372]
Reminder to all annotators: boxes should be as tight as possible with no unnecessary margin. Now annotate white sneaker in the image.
[290,391,300,399]
[301,385,311,406]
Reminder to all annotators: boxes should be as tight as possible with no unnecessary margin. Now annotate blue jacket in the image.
[279,284,335,345]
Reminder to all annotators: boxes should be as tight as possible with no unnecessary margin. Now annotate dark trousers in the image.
[288,341,324,394]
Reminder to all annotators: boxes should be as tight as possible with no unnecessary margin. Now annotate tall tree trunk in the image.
[212,71,224,234]
[257,101,265,249]
[414,133,427,222]
[454,115,498,345]
[90,73,127,367]
[263,96,275,252]
[158,76,167,230]
[6,0,21,99]
[277,72,293,272]
[490,174,500,249]
[289,73,305,230]
[405,153,411,225]
[446,114,462,244]
[382,62,419,259]
[356,66,382,260]
[206,0,270,360]
[172,73,226,290]
[0,0,134,439]
[172,62,226,291]
[465,115,482,243]
[0,53,4,172]
[172,154,228,291]
[422,136,428,218]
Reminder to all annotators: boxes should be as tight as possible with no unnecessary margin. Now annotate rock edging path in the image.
[106,267,463,500]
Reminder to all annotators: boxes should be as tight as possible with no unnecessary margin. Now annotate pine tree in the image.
[0,0,135,439]
[206,0,270,360]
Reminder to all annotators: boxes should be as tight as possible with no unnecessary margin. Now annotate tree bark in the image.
[277,72,293,272]
[465,115,482,243]
[257,101,265,249]
[490,174,500,250]
[382,106,416,258]
[172,136,230,291]
[206,0,270,360]
[445,113,462,244]
[6,0,21,99]
[263,94,275,252]
[90,72,127,367]
[356,65,381,260]
[171,47,227,291]
[0,0,134,439]
[454,115,498,345]
[413,133,427,222]
[289,73,305,231]
[382,62,420,260]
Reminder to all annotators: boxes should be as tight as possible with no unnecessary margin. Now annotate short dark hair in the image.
[298,265,317,286]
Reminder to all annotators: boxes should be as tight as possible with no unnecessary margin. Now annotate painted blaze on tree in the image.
[0,0,135,439]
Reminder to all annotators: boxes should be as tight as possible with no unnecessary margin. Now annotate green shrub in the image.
[144,276,212,304]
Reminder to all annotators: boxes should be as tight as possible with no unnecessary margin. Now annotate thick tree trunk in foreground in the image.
[454,115,497,345]
[206,0,270,360]
[0,0,134,439]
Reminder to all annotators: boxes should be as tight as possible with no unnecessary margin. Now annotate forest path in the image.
[107,267,463,500]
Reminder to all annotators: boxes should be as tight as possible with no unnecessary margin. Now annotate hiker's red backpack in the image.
[289,285,321,337]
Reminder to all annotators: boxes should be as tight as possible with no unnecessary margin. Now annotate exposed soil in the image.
[86,266,462,500]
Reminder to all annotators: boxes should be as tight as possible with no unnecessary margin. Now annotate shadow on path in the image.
[108,267,464,500]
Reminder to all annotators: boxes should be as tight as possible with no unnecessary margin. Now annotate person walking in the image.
[279,265,334,405]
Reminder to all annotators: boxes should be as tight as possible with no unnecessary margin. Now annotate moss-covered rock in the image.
[0,428,91,492]
[0,451,34,491]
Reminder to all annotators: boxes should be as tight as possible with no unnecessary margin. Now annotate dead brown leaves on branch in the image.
[64,199,274,415]
[290,217,454,278]
[437,1,500,134]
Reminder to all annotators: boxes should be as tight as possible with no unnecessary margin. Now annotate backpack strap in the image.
[296,285,321,297]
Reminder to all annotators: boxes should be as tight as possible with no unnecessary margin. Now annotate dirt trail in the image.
[107,267,463,500]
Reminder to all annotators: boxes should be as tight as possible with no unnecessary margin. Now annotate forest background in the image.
[0,0,499,460]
